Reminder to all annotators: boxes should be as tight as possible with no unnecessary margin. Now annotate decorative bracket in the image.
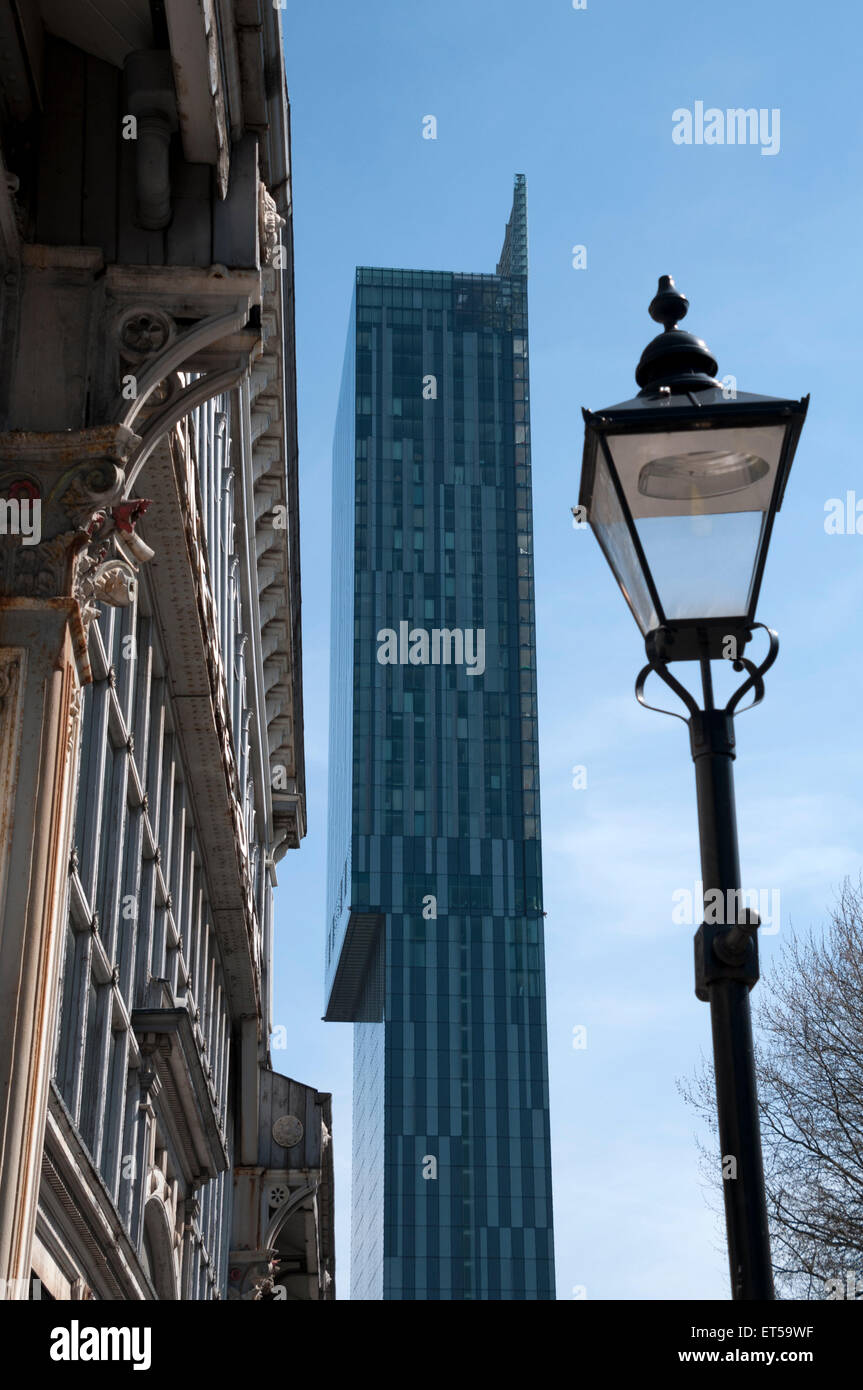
[104,272,262,513]
[635,622,779,1003]
[635,622,779,727]
[0,279,262,630]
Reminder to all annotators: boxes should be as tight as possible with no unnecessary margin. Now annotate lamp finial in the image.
[636,275,718,391]
[648,275,689,333]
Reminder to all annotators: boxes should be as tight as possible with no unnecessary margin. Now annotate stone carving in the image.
[67,686,83,757]
[1,530,78,600]
[0,434,151,626]
[0,656,19,714]
[251,1273,279,1300]
[93,559,138,608]
[258,183,286,264]
[58,460,125,530]
[118,306,176,364]
[272,1114,303,1149]
[75,552,139,626]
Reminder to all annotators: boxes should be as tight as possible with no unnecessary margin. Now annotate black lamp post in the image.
[578,276,808,1301]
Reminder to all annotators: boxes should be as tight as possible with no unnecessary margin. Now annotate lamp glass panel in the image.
[604,420,786,622]
[607,424,786,520]
[634,510,765,620]
[589,443,658,634]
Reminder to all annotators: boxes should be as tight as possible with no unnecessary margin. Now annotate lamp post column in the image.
[578,274,808,1299]
[690,692,774,1301]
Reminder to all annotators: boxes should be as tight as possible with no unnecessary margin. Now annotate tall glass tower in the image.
[326,176,555,1300]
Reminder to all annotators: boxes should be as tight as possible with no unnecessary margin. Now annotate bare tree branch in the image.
[679,876,863,1299]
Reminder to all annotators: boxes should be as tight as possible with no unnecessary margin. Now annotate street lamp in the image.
[578,275,808,1301]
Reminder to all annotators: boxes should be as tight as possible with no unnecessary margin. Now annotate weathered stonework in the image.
[0,0,327,1304]
[0,428,145,646]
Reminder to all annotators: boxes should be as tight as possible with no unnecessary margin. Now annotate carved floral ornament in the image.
[118,305,177,366]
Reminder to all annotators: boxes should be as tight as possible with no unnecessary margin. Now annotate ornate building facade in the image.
[0,0,333,1301]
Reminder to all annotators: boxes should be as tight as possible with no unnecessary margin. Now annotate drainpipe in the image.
[124,51,178,230]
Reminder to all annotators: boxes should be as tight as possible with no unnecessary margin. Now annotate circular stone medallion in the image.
[272,1114,304,1149]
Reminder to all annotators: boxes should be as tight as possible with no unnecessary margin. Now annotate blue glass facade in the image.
[326,177,555,1300]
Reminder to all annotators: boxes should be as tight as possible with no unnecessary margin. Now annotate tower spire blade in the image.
[496,173,528,278]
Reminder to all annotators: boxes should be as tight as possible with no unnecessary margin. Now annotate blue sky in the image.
[272,0,863,1298]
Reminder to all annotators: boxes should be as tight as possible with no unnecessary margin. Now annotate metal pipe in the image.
[124,51,178,232]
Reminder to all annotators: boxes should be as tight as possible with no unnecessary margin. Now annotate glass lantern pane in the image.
[590,446,658,634]
[634,510,765,620]
[607,424,786,521]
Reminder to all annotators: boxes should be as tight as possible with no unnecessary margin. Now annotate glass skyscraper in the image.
[326,176,555,1300]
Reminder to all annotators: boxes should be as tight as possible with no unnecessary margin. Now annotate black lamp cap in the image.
[636,275,720,392]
